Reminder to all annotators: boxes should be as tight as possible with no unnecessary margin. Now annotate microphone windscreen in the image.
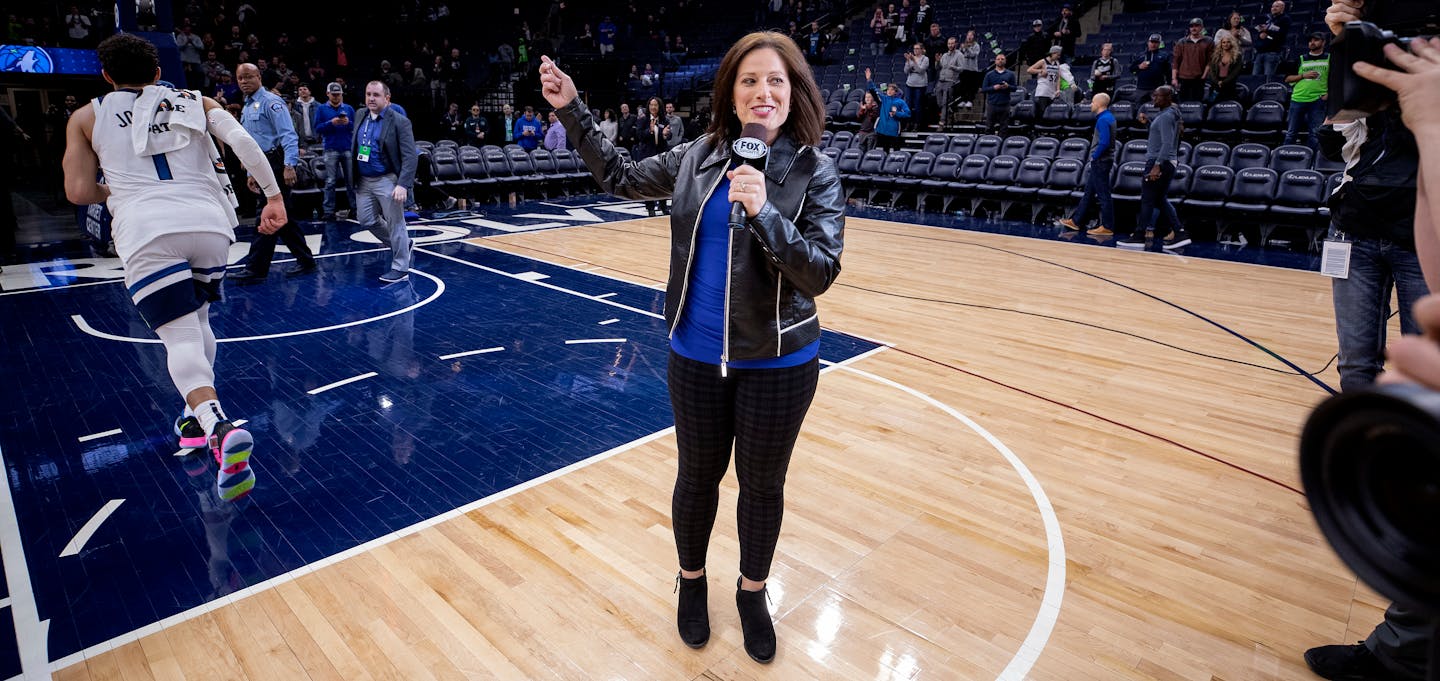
[739,122,768,143]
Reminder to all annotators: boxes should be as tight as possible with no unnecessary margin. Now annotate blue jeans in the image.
[322,149,352,216]
[1331,235,1429,392]
[905,85,926,129]
[1136,160,1182,236]
[1072,156,1115,230]
[1253,51,1282,77]
[1285,99,1327,149]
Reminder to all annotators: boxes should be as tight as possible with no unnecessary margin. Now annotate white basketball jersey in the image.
[90,88,238,261]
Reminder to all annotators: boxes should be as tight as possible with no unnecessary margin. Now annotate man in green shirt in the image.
[1284,32,1330,149]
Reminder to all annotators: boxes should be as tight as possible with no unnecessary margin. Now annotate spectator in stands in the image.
[1284,32,1330,150]
[315,82,355,220]
[64,6,91,47]
[1205,35,1244,103]
[1214,11,1254,66]
[981,53,1016,134]
[664,101,685,147]
[804,21,827,63]
[616,102,636,149]
[514,105,543,151]
[442,102,465,144]
[1020,20,1050,70]
[935,36,963,126]
[1130,34,1171,105]
[856,89,880,151]
[914,0,932,33]
[923,24,947,76]
[1119,86,1191,249]
[1027,45,1071,119]
[1253,0,1289,77]
[1172,18,1214,102]
[598,108,617,141]
[957,30,983,109]
[1090,42,1118,99]
[869,7,889,56]
[599,16,617,55]
[902,42,929,130]
[292,84,320,145]
[213,70,239,105]
[1058,92,1117,236]
[499,104,515,144]
[175,22,205,88]
[1047,4,1078,58]
[544,110,567,150]
[635,96,669,215]
[203,51,225,90]
[463,104,488,145]
[865,67,910,152]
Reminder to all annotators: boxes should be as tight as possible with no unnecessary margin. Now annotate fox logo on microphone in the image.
[732,136,768,161]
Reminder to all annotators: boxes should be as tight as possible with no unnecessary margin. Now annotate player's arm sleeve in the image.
[207,107,281,198]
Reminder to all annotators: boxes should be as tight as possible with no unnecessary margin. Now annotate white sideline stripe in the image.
[77,428,123,443]
[0,441,52,679]
[171,419,247,457]
[565,338,626,345]
[307,372,379,395]
[59,499,126,558]
[438,347,505,360]
[0,596,9,609]
[823,362,1066,681]
[513,271,549,281]
[416,248,664,321]
[598,318,620,325]
[51,426,678,674]
[593,292,617,299]
[72,269,446,344]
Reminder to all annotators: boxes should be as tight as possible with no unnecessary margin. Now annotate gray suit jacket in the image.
[349,106,418,189]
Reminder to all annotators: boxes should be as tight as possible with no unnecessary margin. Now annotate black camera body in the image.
[1327,0,1440,120]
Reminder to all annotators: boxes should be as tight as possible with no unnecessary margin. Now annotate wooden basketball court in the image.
[52,217,1371,680]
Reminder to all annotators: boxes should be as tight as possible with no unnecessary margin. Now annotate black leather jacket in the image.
[558,97,845,367]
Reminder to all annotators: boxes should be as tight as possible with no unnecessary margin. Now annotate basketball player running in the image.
[62,34,286,501]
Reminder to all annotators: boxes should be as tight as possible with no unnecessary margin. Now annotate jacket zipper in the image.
[669,168,726,341]
[722,225,735,377]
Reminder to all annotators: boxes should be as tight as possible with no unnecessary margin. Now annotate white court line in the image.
[72,269,446,345]
[593,292,617,299]
[0,596,10,609]
[307,372,379,395]
[598,319,619,325]
[438,347,505,360]
[59,499,126,558]
[76,428,122,443]
[565,338,627,345]
[821,361,1066,681]
[416,248,664,321]
[513,271,549,281]
[0,442,53,679]
[51,426,679,673]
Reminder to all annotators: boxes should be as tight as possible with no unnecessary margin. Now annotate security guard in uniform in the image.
[233,62,317,282]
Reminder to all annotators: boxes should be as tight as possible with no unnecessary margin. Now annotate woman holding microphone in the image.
[539,31,845,664]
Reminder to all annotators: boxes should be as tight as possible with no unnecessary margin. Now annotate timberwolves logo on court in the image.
[0,45,54,74]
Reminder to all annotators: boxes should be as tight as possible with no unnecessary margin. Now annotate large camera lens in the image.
[1301,383,1440,613]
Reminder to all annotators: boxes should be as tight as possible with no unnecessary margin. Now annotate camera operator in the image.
[1304,4,1440,678]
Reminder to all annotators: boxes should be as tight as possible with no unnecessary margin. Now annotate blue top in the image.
[389,102,407,118]
[671,175,820,368]
[1129,49,1171,90]
[981,68,1017,107]
[866,80,910,137]
[1145,105,1180,163]
[241,88,299,165]
[356,110,391,177]
[1092,109,1116,161]
[514,115,543,150]
[314,101,355,151]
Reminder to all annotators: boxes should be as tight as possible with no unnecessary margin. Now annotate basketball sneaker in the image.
[174,414,206,450]
[209,421,256,502]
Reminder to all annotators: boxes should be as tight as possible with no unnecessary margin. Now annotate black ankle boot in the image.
[675,573,709,648]
[734,577,775,663]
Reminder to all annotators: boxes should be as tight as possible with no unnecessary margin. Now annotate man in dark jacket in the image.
[350,80,418,284]
[1047,4,1078,58]
[1019,20,1050,72]
[1130,34,1171,104]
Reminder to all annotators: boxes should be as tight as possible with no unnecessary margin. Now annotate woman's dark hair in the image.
[97,33,159,85]
[603,108,615,120]
[706,31,824,147]
[647,96,663,115]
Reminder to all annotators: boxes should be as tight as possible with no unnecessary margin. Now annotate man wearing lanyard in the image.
[233,62,317,283]
[351,80,417,284]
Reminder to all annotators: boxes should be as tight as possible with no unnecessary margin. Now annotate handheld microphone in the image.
[729,123,769,230]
